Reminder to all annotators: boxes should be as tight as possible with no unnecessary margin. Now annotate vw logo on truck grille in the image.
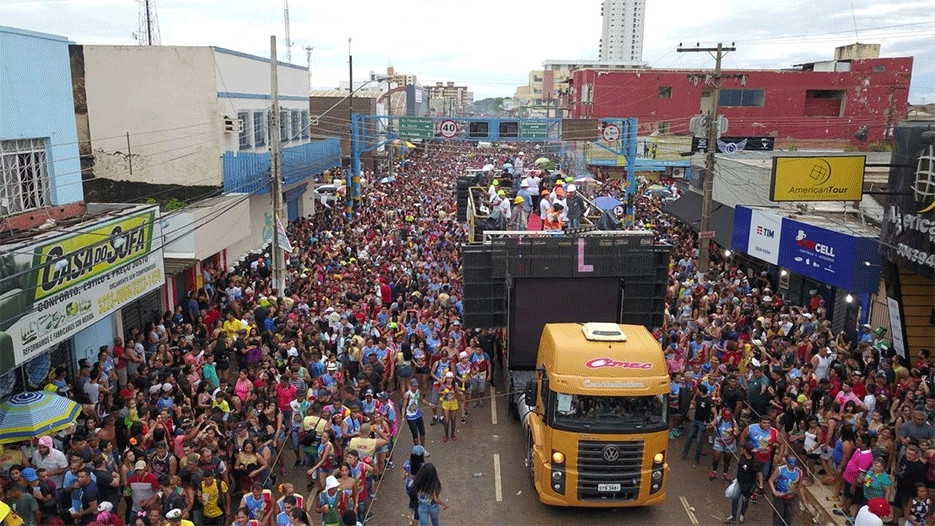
[602,445,620,462]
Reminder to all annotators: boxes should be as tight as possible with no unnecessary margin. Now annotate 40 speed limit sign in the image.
[438,120,458,138]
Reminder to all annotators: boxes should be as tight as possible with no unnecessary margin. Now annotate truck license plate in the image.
[598,483,621,492]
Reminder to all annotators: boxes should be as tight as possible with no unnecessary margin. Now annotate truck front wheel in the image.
[525,432,535,485]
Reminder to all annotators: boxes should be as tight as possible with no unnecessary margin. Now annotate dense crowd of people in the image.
[0,140,926,526]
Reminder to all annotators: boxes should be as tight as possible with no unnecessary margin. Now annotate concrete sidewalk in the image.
[803,481,849,526]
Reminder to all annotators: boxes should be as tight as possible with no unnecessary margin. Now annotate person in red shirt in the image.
[112,336,128,387]
[849,371,867,399]
[275,376,297,416]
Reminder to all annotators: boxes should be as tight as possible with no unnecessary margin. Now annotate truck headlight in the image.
[653,452,665,464]
[552,451,565,464]
[652,470,662,481]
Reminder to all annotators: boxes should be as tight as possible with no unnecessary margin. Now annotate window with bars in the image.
[280,110,290,143]
[291,110,301,141]
[238,111,251,150]
[253,111,267,147]
[0,138,51,214]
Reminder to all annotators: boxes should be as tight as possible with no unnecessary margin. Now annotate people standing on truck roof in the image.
[565,184,584,230]
[538,190,552,224]
[508,196,527,230]
[544,202,564,231]
[487,179,499,202]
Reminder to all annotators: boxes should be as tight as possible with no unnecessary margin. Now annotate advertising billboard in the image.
[0,208,164,369]
[775,217,880,293]
[731,206,783,265]
[880,123,935,278]
[770,155,866,202]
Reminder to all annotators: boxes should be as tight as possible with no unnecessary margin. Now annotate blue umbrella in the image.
[593,196,623,211]
[0,391,80,444]
[379,175,395,184]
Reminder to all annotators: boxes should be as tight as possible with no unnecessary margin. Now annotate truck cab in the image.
[519,322,669,507]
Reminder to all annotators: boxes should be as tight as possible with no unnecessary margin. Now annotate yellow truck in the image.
[462,231,671,507]
[518,322,669,506]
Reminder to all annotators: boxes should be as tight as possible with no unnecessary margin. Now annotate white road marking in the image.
[680,496,699,525]
[490,385,498,425]
[494,453,503,502]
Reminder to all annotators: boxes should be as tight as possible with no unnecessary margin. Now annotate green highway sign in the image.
[521,121,549,139]
[398,117,434,139]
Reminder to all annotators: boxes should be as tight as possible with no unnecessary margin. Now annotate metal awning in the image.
[662,187,735,248]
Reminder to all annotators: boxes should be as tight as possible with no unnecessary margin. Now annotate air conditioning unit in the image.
[665,166,684,178]
[223,116,243,133]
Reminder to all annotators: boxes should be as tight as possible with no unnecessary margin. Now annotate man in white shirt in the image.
[854,497,889,526]
[31,436,68,488]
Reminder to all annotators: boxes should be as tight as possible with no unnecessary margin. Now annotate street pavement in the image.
[274,379,812,525]
[357,380,813,526]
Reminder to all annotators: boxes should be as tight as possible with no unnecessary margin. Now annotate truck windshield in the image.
[549,392,668,433]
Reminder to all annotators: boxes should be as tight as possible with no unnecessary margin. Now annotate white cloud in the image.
[1,0,932,101]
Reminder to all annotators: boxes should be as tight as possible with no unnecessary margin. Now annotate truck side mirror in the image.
[524,380,537,407]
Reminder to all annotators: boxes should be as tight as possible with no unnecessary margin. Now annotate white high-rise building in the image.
[599,0,645,62]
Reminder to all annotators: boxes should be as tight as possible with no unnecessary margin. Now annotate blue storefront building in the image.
[732,206,882,339]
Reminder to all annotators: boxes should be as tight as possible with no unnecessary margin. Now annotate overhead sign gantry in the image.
[345,115,638,222]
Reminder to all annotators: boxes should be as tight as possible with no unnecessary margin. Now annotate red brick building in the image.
[562,47,912,145]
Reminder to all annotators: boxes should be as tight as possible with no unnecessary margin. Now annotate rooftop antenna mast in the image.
[283,0,293,62]
[137,0,161,46]
[305,46,314,89]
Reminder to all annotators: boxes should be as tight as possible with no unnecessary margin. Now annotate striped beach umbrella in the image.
[0,391,80,444]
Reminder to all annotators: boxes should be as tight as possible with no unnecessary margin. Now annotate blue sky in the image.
[3,0,933,103]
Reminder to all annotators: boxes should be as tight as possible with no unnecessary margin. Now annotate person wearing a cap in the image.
[852,496,890,526]
[543,201,564,231]
[768,453,804,526]
[495,188,512,226]
[508,195,527,230]
[127,459,158,518]
[538,188,552,220]
[165,507,195,526]
[565,183,584,229]
[315,475,345,526]
[487,179,499,202]
[517,179,533,214]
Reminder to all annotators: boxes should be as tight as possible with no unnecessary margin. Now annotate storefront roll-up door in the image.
[120,289,162,338]
[287,198,300,222]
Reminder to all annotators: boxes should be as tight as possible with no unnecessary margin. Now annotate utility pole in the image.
[269,35,286,295]
[677,42,737,275]
[387,80,395,179]
[346,37,354,216]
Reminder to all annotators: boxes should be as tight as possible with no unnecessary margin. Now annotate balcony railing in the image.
[222,138,341,195]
